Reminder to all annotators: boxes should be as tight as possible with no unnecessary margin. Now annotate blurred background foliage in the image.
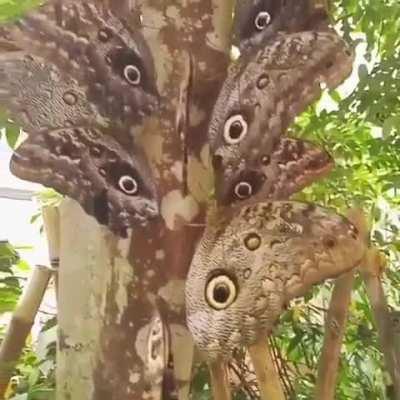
[0,0,399,399]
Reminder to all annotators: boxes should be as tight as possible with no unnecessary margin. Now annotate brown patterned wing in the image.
[0,53,105,131]
[10,126,158,237]
[0,0,159,128]
[232,0,330,51]
[209,30,353,204]
[213,137,334,205]
[185,201,366,361]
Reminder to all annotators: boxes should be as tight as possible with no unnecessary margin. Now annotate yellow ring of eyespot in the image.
[205,274,237,310]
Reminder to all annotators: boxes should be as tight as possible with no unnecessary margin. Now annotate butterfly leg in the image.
[208,359,232,400]
[248,338,285,400]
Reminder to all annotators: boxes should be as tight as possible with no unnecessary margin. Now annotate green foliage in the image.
[8,321,56,400]
[0,242,55,400]
[0,0,41,22]
[0,242,24,313]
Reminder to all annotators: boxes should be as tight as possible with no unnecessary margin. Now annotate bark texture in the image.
[57,1,233,399]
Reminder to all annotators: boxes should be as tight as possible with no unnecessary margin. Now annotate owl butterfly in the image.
[215,136,333,206]
[0,0,159,127]
[209,30,354,205]
[232,0,331,51]
[0,52,158,238]
[185,201,366,361]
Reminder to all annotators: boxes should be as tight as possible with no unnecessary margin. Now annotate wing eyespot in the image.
[205,274,237,310]
[234,181,253,199]
[124,65,141,85]
[255,11,271,31]
[223,114,248,144]
[118,175,139,195]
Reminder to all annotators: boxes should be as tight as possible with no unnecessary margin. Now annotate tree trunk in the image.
[56,1,233,399]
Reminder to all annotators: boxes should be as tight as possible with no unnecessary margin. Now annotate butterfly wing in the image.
[185,201,365,360]
[0,53,159,236]
[0,53,106,130]
[232,0,330,51]
[209,31,353,201]
[0,0,159,127]
[213,137,334,205]
[10,126,158,237]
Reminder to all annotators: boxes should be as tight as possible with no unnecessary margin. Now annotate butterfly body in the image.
[185,201,365,361]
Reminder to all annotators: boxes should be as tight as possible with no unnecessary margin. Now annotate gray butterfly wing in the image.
[0,53,159,236]
[0,53,106,131]
[10,126,158,237]
[213,137,334,205]
[232,0,330,51]
[0,0,159,127]
[185,201,365,360]
[209,31,353,196]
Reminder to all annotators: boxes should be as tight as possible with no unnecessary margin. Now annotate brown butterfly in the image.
[209,30,353,206]
[0,0,161,237]
[186,200,365,361]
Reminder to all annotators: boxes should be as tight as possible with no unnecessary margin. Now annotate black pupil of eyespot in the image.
[122,178,135,192]
[229,120,243,139]
[213,283,230,303]
[127,67,139,82]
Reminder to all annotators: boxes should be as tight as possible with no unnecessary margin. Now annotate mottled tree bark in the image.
[57,1,233,399]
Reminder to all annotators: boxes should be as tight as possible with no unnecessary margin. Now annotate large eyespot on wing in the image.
[214,168,266,206]
[118,175,139,195]
[9,126,159,237]
[213,138,333,206]
[106,46,146,88]
[232,0,281,47]
[223,114,248,144]
[205,272,238,311]
[232,0,328,50]
[254,11,272,31]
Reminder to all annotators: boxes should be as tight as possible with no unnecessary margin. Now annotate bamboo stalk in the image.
[314,208,368,399]
[41,206,60,301]
[248,339,285,400]
[0,206,60,397]
[209,360,232,400]
[0,265,52,397]
[361,247,400,397]
[314,271,355,399]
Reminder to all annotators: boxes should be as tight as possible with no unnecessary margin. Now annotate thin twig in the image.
[248,339,285,400]
[314,271,355,400]
[361,247,400,397]
[209,360,232,400]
